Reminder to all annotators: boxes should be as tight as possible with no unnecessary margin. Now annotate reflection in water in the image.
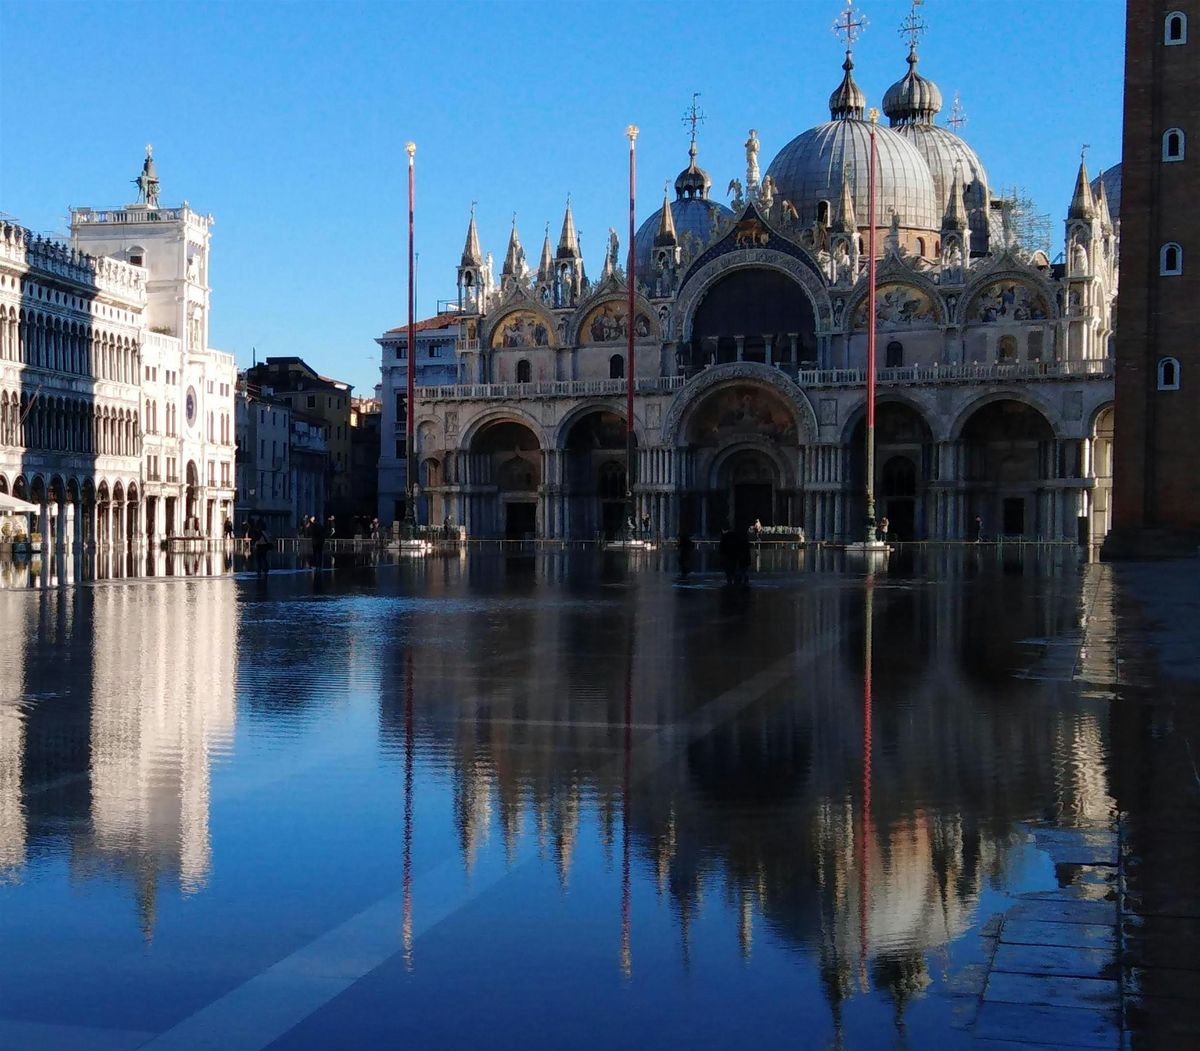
[0,549,1120,1045]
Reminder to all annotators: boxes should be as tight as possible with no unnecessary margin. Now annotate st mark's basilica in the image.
[402,17,1117,543]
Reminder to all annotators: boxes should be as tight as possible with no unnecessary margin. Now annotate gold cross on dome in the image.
[682,93,705,145]
[899,0,926,49]
[833,4,867,48]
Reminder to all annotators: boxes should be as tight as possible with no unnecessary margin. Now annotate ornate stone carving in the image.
[661,361,819,446]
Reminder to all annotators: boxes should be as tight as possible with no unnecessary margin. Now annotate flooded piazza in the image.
[0,547,1197,1050]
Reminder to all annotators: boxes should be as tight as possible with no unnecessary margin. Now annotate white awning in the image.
[0,492,39,513]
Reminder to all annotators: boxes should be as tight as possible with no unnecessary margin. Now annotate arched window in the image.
[1160,242,1183,275]
[1158,356,1181,390]
[609,354,624,379]
[1163,128,1185,161]
[916,237,926,257]
[996,335,1018,363]
[817,200,830,226]
[885,340,904,367]
[1165,10,1187,43]
[516,358,531,383]
[128,245,145,267]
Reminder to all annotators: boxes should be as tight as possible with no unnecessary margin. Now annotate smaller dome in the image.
[633,196,732,275]
[883,48,943,125]
[829,51,866,121]
[674,142,712,200]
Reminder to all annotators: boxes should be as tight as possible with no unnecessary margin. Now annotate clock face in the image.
[185,387,197,427]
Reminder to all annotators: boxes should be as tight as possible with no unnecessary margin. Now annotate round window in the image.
[185,386,197,427]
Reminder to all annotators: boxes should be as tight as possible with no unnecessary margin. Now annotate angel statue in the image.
[727,178,744,209]
[760,174,777,209]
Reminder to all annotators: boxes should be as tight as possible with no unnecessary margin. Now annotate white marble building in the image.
[0,149,237,548]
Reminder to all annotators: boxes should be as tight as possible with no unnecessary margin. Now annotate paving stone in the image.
[973,1002,1119,1048]
[991,942,1115,980]
[983,972,1119,1011]
[1000,921,1117,952]
[1006,899,1118,928]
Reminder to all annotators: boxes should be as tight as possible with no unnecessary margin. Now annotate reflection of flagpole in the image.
[403,649,414,966]
[864,108,879,543]
[625,124,639,532]
[620,618,633,978]
[858,575,874,988]
[405,141,418,534]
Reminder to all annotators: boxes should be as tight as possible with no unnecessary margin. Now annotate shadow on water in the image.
[0,544,1186,1047]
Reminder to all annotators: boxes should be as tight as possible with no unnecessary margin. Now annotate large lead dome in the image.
[884,47,990,249]
[765,53,940,232]
[634,141,732,274]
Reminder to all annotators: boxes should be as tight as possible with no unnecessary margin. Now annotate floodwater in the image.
[0,547,1162,1049]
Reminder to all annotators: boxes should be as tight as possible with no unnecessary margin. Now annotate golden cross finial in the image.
[833,3,868,48]
[946,92,967,130]
[682,92,705,146]
[899,0,926,49]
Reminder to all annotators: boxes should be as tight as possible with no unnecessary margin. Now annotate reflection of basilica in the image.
[406,9,1115,543]
[0,582,236,929]
[377,557,1113,1011]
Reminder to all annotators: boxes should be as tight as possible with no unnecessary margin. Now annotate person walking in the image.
[973,515,984,542]
[877,516,890,543]
[251,517,272,578]
[677,529,695,579]
[310,515,327,569]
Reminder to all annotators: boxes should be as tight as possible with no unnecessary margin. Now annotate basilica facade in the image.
[407,39,1117,543]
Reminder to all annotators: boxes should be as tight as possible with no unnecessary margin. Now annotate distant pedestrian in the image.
[251,517,271,578]
[641,512,651,538]
[370,517,380,541]
[877,516,890,542]
[310,516,327,568]
[223,518,234,541]
[750,518,763,543]
[326,515,336,539]
[677,529,695,579]
[973,515,984,542]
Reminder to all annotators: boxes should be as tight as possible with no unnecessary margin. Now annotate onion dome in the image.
[765,51,940,233]
[634,142,732,275]
[828,52,866,121]
[674,141,712,200]
[883,48,943,126]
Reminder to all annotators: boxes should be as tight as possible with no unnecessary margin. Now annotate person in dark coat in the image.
[719,529,739,585]
[310,516,327,568]
[677,529,695,579]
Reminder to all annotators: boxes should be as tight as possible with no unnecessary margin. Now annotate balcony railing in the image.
[420,376,687,401]
[415,360,1111,402]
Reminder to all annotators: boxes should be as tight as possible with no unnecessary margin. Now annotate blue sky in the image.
[0,0,1125,396]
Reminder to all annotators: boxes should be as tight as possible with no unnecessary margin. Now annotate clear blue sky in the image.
[0,0,1125,396]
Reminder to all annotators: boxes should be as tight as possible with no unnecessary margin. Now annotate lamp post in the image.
[864,108,879,543]
[404,140,417,538]
[625,124,638,540]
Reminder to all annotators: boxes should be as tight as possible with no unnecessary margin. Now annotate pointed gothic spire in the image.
[537,223,554,283]
[1069,154,1095,220]
[502,217,525,277]
[832,170,857,232]
[557,198,580,259]
[461,205,482,268]
[942,165,967,231]
[1094,170,1114,232]
[654,188,677,247]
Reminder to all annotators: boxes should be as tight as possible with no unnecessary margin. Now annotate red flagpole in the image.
[405,141,417,530]
[625,125,638,532]
[865,110,878,542]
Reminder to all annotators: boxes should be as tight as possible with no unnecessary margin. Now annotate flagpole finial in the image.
[405,141,416,163]
[869,107,880,125]
[626,124,639,143]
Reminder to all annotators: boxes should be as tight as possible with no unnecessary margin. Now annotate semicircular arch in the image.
[948,388,1064,441]
[553,398,650,451]
[663,362,819,447]
[458,406,548,452]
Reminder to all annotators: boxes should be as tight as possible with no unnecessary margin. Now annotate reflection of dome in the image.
[765,51,939,232]
[765,121,940,232]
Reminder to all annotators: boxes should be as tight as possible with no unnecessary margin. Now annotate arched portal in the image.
[682,382,802,535]
[1090,404,1115,542]
[961,399,1055,538]
[563,409,632,540]
[847,402,934,540]
[468,418,542,539]
[687,268,817,371]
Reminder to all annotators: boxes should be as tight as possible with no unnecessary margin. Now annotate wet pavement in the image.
[0,546,1197,1050]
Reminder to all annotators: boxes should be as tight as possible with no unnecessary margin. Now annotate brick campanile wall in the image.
[1108,0,1200,555]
